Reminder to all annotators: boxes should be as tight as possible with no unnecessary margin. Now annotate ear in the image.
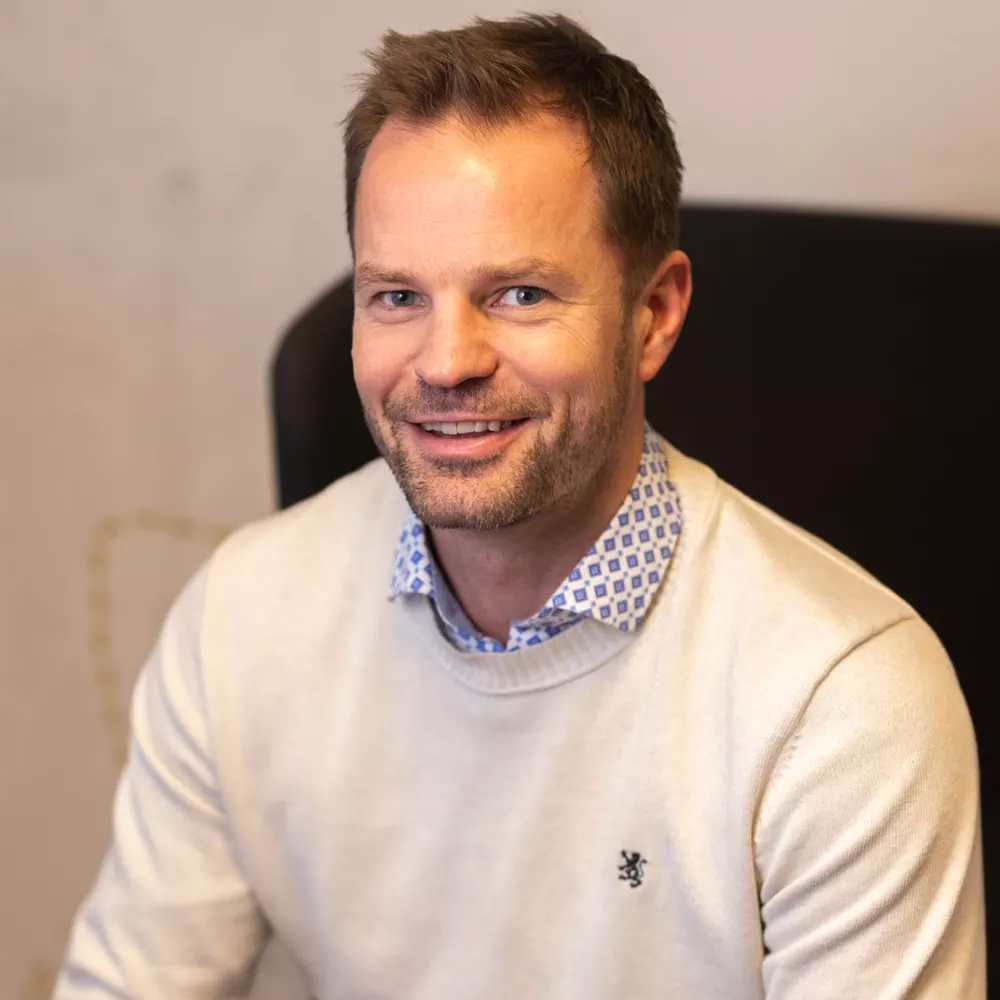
[634,250,692,383]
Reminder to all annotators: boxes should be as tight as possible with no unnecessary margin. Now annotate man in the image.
[56,13,984,999]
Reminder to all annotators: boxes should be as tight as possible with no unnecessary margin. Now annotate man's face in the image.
[352,112,641,530]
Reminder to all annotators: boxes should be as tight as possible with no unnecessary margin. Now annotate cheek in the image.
[504,334,611,404]
[352,328,410,408]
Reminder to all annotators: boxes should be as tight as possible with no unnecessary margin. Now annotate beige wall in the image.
[1,1,997,997]
[596,0,1000,220]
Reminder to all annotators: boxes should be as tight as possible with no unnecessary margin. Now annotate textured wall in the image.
[1,1,997,997]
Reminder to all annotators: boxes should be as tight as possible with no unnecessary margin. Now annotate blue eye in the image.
[379,290,419,308]
[497,286,547,307]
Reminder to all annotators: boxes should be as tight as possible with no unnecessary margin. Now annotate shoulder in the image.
[659,439,978,824]
[663,439,914,645]
[654,439,958,758]
[724,478,909,623]
[204,457,406,615]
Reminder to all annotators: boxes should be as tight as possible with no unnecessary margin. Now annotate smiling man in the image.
[56,14,984,1000]
[350,101,686,648]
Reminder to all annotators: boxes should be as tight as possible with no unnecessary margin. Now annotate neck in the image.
[429,412,647,643]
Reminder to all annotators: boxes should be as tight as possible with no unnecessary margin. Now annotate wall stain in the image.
[18,961,57,1000]
[86,511,232,767]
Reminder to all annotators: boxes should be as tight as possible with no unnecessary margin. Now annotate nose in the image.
[413,300,499,388]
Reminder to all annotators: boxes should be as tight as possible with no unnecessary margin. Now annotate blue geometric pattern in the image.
[389,425,682,653]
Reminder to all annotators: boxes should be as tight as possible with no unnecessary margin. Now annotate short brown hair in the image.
[343,13,683,308]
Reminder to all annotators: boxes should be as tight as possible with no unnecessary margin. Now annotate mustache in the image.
[384,384,551,421]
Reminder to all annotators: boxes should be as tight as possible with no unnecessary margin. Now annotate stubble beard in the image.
[364,335,634,532]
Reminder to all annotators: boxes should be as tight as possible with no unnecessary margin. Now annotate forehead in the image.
[353,112,607,273]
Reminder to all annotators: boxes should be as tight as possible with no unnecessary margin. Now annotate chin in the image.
[410,475,559,532]
[408,491,509,532]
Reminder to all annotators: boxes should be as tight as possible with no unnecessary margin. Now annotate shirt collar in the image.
[389,424,682,652]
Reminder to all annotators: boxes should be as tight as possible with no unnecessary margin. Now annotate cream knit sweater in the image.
[55,441,985,999]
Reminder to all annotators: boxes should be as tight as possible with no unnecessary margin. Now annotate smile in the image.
[418,419,521,436]
[405,417,530,459]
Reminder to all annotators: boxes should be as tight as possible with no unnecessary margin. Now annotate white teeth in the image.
[418,419,521,435]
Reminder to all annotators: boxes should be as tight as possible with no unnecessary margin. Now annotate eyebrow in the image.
[354,257,579,292]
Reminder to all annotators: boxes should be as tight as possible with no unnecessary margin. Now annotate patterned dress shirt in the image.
[389,424,683,653]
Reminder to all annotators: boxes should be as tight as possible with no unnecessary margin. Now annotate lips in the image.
[404,417,529,458]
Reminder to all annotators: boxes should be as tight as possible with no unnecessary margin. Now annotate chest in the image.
[238,654,765,1000]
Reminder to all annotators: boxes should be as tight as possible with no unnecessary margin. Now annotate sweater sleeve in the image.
[53,564,269,999]
[753,616,985,1000]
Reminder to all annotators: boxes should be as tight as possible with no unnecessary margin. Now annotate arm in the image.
[755,617,985,999]
[54,565,268,998]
